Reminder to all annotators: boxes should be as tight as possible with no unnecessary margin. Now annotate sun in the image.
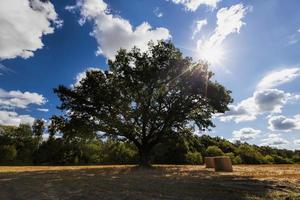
[197,43,226,66]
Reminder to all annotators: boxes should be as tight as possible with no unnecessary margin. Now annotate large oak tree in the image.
[54,41,232,166]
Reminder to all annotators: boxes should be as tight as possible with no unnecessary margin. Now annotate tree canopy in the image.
[53,41,232,166]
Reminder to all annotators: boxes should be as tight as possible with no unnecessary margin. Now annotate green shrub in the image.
[272,155,293,164]
[233,155,242,164]
[292,156,300,163]
[264,155,274,164]
[224,152,242,164]
[225,152,234,160]
[205,146,224,157]
[224,152,234,163]
[237,145,267,164]
[186,152,203,165]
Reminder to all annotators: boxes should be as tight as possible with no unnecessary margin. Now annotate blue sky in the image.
[1,0,300,149]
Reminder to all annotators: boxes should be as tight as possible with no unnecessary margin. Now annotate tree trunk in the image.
[138,147,151,167]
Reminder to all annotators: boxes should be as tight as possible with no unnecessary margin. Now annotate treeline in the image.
[0,121,299,165]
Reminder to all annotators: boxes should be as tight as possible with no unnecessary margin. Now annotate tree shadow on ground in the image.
[0,166,299,200]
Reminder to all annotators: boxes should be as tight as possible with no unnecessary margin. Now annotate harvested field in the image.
[0,165,299,199]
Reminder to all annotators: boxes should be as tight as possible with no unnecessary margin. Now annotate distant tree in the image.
[81,141,103,164]
[33,138,66,165]
[47,116,64,141]
[217,139,236,153]
[101,140,138,164]
[0,145,17,162]
[15,124,33,139]
[32,119,45,143]
[198,135,218,148]
[0,124,37,164]
[53,41,232,167]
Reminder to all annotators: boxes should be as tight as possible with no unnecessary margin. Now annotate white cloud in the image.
[257,68,300,90]
[67,0,171,60]
[260,133,289,147]
[232,127,261,142]
[37,108,49,112]
[0,88,46,126]
[294,139,300,145]
[218,100,256,123]
[0,88,46,109]
[169,0,221,11]
[192,19,207,39]
[219,89,290,123]
[254,89,288,113]
[0,0,62,60]
[197,3,250,64]
[0,111,34,126]
[153,7,163,18]
[268,115,300,132]
[214,4,248,40]
[73,67,102,87]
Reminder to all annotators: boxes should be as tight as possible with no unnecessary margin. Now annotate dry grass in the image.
[0,164,299,199]
[233,164,300,181]
[0,165,134,173]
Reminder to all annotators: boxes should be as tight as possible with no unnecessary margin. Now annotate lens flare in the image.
[197,43,225,66]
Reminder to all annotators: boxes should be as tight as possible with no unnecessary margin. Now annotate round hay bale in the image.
[204,157,215,168]
[214,156,233,172]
